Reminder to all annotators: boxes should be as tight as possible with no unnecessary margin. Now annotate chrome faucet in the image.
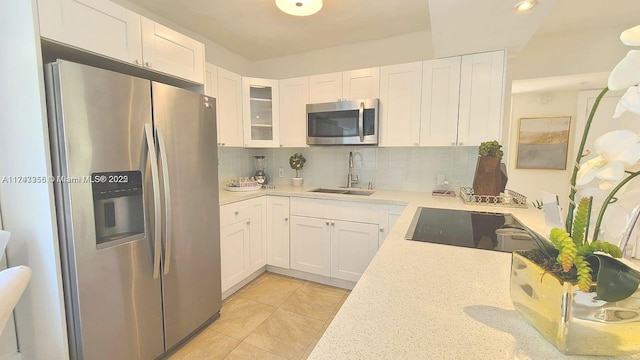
[347,151,359,188]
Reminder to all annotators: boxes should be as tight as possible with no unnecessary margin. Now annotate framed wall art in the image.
[516,116,571,170]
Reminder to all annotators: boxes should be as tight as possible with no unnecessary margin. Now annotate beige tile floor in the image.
[167,272,350,360]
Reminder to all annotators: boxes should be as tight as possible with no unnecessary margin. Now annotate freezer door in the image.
[152,82,222,349]
[46,61,164,360]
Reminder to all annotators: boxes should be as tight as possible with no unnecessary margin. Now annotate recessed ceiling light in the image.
[276,0,323,17]
[514,0,537,12]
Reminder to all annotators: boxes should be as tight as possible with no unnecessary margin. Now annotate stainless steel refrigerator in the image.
[44,60,221,360]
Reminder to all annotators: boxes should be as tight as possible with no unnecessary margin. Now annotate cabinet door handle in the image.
[458,142,464,146]
[326,221,330,226]
[234,211,239,216]
[145,61,153,68]
[451,142,456,146]
[284,217,289,221]
[246,220,250,225]
[331,222,335,226]
[380,228,384,233]
[134,59,142,65]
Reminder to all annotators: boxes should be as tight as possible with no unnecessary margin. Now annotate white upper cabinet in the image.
[309,68,380,103]
[37,0,205,84]
[379,62,423,147]
[419,50,505,147]
[457,50,505,146]
[217,68,244,147]
[242,77,280,148]
[343,68,380,99]
[204,63,218,98]
[204,63,221,145]
[140,17,204,84]
[309,72,343,103]
[38,0,142,64]
[420,57,461,146]
[279,77,309,148]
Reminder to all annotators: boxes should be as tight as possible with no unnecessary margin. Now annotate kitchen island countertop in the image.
[219,185,640,359]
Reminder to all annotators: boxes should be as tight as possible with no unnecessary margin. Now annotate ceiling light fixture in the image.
[514,0,537,12]
[276,0,323,17]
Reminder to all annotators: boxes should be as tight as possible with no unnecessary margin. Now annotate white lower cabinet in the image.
[247,197,267,273]
[219,197,266,292]
[220,220,249,292]
[289,197,382,282]
[378,204,406,247]
[266,196,290,268]
[224,196,404,289]
[290,216,331,276]
[330,220,379,282]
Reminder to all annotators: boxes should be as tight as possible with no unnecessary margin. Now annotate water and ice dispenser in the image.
[91,171,145,248]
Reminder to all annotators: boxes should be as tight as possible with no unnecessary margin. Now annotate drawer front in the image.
[290,197,325,218]
[220,201,249,227]
[291,197,379,223]
[328,200,379,224]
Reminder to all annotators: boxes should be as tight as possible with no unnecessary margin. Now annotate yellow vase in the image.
[510,251,640,356]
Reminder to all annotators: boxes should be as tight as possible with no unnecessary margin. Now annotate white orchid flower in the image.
[621,25,640,46]
[575,187,630,240]
[608,50,640,91]
[576,130,640,186]
[614,85,640,118]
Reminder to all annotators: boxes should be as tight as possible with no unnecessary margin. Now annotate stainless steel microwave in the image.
[306,98,379,145]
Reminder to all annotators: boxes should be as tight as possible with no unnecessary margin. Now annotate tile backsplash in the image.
[218,146,480,192]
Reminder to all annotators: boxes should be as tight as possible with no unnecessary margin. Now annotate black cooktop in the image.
[404,207,536,252]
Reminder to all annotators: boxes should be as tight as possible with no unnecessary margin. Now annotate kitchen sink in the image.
[309,188,375,196]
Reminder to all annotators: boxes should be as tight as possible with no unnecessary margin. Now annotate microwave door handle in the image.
[358,101,364,142]
[143,124,162,280]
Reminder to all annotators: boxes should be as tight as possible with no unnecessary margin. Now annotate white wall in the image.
[250,31,433,79]
[0,209,20,360]
[507,25,630,81]
[0,1,69,359]
[506,91,578,206]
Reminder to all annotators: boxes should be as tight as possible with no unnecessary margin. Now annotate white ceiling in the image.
[123,0,640,62]
[123,0,430,61]
[428,0,558,58]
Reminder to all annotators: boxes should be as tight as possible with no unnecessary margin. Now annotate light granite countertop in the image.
[219,185,639,359]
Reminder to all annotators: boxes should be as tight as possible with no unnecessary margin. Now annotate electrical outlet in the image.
[436,174,446,186]
[278,167,284,178]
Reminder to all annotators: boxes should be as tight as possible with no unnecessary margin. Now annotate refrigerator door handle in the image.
[143,124,162,280]
[156,127,172,275]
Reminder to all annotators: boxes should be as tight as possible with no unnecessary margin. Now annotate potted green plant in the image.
[289,152,306,187]
[472,140,507,196]
[507,24,640,356]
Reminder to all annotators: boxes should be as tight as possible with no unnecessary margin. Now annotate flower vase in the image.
[292,177,303,187]
[510,251,640,356]
[472,156,507,196]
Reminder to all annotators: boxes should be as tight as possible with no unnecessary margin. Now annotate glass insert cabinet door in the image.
[242,77,280,147]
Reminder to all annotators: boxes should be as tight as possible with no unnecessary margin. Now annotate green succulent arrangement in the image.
[506,196,638,302]
[289,152,306,178]
[478,140,504,158]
